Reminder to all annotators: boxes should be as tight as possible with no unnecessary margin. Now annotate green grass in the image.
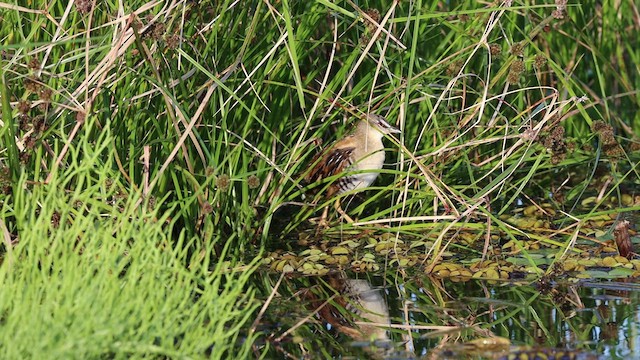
[0,0,639,358]
[0,119,259,358]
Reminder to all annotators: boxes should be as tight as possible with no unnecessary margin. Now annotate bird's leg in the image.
[334,197,355,223]
[309,204,331,234]
[319,205,330,227]
[312,205,330,235]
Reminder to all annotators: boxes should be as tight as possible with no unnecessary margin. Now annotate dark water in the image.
[254,272,640,359]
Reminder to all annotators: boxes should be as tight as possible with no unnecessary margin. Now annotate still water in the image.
[255,272,640,359]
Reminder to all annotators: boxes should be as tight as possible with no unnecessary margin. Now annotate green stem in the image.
[1,70,19,183]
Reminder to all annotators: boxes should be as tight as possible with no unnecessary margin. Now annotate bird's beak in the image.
[388,124,401,134]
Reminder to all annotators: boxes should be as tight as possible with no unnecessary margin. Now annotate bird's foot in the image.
[308,215,331,236]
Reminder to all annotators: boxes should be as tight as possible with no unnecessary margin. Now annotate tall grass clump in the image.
[0,118,259,358]
[0,0,638,307]
[0,0,298,254]
[265,0,640,265]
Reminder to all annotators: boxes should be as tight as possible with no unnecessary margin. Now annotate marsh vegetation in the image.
[0,0,639,358]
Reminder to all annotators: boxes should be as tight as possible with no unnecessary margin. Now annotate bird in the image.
[305,114,400,225]
[303,273,391,344]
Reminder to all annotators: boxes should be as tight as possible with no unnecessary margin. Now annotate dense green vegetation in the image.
[1,0,638,358]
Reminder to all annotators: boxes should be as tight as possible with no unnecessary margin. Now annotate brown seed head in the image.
[39,87,53,102]
[592,121,624,158]
[38,101,50,112]
[152,22,166,40]
[202,201,213,215]
[360,8,381,44]
[534,54,547,69]
[165,34,180,50]
[27,58,41,71]
[365,8,380,24]
[19,151,31,164]
[147,196,157,210]
[32,115,47,133]
[446,60,463,77]
[17,100,31,114]
[25,134,37,149]
[552,9,565,19]
[18,113,31,131]
[216,174,231,190]
[247,175,260,189]
[507,60,525,84]
[489,43,501,57]
[76,0,92,14]
[24,77,41,93]
[510,42,524,57]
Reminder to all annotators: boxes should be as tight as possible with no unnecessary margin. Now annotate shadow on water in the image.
[253,270,640,359]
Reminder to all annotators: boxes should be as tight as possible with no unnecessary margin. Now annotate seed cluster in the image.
[541,125,573,165]
[592,121,624,158]
[360,8,381,44]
